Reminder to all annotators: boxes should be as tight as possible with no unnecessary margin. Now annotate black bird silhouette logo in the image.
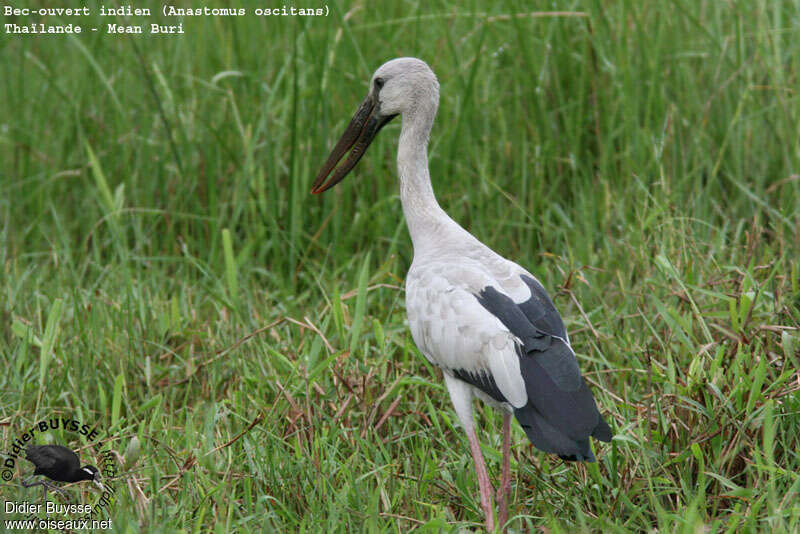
[22,445,105,496]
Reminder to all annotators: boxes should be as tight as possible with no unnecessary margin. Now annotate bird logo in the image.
[21,445,105,498]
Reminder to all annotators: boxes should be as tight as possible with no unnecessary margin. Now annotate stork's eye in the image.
[374,77,385,90]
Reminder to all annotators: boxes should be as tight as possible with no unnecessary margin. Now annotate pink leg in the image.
[466,426,495,532]
[497,413,512,531]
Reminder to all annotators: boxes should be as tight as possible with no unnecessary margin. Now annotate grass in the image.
[1,0,799,531]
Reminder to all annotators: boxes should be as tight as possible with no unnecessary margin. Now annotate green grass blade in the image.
[222,228,239,308]
[349,252,371,355]
[39,298,63,388]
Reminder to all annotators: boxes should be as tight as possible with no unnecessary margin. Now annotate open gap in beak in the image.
[311,94,396,194]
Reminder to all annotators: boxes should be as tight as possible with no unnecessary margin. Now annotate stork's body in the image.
[312,57,612,531]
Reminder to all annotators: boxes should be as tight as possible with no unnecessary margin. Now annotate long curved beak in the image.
[311,93,397,194]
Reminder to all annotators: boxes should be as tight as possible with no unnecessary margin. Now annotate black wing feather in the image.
[518,275,568,339]
[473,275,612,461]
[452,368,508,404]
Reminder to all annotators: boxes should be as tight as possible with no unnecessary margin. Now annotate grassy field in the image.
[2,0,800,531]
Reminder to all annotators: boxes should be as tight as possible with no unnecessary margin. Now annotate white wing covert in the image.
[405,263,528,408]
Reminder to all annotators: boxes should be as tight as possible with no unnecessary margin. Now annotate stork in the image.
[312,58,612,531]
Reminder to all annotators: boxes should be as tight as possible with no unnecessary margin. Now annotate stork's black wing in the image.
[474,275,612,461]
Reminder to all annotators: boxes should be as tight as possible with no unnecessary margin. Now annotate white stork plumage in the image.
[311,57,612,531]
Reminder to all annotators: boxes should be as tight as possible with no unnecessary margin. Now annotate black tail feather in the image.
[514,403,611,462]
[591,414,613,442]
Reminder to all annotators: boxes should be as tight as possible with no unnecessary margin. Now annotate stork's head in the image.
[369,57,439,117]
[311,57,439,194]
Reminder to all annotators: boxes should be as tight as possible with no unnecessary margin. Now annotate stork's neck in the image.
[397,104,452,253]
